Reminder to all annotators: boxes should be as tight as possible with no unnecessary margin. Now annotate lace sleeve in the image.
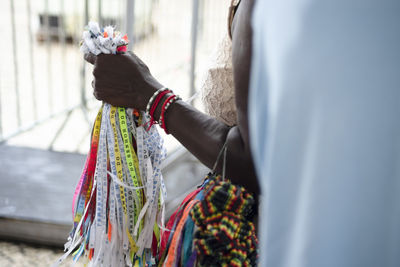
[200,33,237,126]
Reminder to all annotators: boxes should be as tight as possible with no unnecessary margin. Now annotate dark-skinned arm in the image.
[85,0,259,196]
[161,0,258,195]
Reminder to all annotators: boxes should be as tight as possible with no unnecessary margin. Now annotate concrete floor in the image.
[0,241,84,267]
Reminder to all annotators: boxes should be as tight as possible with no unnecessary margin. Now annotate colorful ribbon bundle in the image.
[159,174,258,267]
[53,22,167,267]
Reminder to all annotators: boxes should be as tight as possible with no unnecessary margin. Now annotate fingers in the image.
[93,90,105,101]
[92,88,115,102]
[92,64,128,80]
[84,53,96,65]
[91,78,131,96]
[92,90,132,108]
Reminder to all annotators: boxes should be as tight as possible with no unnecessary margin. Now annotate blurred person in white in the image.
[249,0,400,266]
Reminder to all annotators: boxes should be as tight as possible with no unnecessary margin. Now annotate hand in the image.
[84,52,164,110]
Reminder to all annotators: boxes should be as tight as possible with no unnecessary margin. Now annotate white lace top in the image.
[200,33,237,126]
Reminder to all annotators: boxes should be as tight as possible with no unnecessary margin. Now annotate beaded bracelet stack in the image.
[146,87,181,134]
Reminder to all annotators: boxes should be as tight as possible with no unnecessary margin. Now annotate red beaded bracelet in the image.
[146,89,171,130]
[159,94,180,134]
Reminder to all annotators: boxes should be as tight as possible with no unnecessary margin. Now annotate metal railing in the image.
[0,0,228,153]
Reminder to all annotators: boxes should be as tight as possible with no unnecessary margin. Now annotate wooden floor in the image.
[0,145,207,247]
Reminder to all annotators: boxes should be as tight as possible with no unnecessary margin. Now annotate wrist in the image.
[153,93,172,122]
[158,94,180,134]
[145,89,180,134]
[139,83,164,111]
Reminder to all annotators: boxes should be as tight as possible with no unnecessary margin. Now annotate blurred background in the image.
[0,0,229,265]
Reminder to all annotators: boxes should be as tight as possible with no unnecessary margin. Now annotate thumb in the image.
[84,53,96,65]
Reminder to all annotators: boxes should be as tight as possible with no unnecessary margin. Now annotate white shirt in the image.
[249,0,400,266]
